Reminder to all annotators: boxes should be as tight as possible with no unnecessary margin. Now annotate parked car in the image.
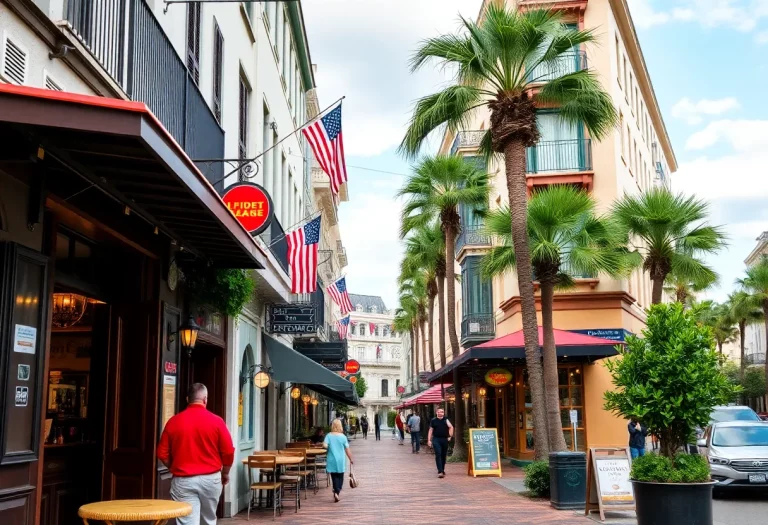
[758,412,768,422]
[696,421,768,489]
[709,405,761,424]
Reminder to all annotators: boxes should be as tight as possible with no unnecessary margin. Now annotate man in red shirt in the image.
[158,383,234,525]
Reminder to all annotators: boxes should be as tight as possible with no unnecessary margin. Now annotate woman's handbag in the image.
[349,463,359,488]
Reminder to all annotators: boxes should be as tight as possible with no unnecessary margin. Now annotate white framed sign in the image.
[585,447,636,522]
[13,324,37,354]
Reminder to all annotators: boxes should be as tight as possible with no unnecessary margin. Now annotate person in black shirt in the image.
[374,413,381,441]
[428,407,454,478]
[628,418,648,459]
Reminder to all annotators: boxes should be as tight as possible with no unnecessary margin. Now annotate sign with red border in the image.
[221,182,274,235]
[344,360,360,374]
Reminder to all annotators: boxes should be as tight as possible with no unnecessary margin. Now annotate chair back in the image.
[286,442,310,449]
[280,449,307,470]
[248,454,277,472]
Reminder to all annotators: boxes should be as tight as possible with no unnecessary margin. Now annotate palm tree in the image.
[398,155,490,458]
[399,271,428,382]
[393,306,417,389]
[693,301,738,354]
[400,6,618,459]
[663,268,717,307]
[611,187,726,304]
[403,222,446,371]
[728,291,763,381]
[480,186,635,451]
[738,256,768,387]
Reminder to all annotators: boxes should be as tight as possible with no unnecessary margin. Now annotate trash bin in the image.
[549,451,587,510]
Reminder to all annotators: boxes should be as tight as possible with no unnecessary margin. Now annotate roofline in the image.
[286,2,317,91]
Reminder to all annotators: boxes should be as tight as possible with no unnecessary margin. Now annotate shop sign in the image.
[570,328,632,342]
[468,428,502,477]
[344,360,360,374]
[221,182,274,235]
[13,324,37,354]
[267,304,317,334]
[321,362,345,372]
[484,368,512,387]
[585,447,636,521]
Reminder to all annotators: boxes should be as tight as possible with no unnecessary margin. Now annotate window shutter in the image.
[212,21,223,123]
[1,35,28,85]
[186,4,201,84]
[238,75,250,180]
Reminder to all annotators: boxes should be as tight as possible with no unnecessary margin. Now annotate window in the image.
[615,35,621,86]
[383,325,390,337]
[623,56,628,101]
[558,366,585,451]
[370,305,378,313]
[357,346,365,360]
[635,86,640,118]
[619,112,625,159]
[282,9,290,82]
[462,256,492,318]
[275,4,283,58]
[633,140,638,175]
[263,103,272,191]
[639,153,644,188]
[359,323,366,336]
[531,111,584,172]
[375,325,380,336]
[239,345,255,442]
[238,74,250,181]
[381,379,389,398]
[186,3,202,84]
[212,21,224,123]
[396,379,401,390]
[629,73,634,113]
[355,304,363,312]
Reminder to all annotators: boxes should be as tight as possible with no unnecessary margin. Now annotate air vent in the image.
[44,73,63,91]
[2,34,28,85]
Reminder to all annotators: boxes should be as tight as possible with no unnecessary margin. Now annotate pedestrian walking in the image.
[360,415,369,439]
[374,413,381,441]
[323,418,354,502]
[395,411,405,445]
[427,407,453,478]
[628,418,648,459]
[157,383,234,525]
[407,410,421,454]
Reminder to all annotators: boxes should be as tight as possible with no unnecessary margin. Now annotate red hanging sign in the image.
[221,182,274,235]
[344,360,360,374]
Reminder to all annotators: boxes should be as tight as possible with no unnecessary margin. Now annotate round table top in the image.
[78,499,192,521]
[243,455,303,465]
[305,448,326,456]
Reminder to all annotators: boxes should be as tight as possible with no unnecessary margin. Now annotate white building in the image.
[347,294,403,428]
[744,232,768,366]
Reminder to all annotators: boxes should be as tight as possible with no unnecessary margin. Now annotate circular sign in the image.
[485,368,513,387]
[349,376,358,384]
[397,385,405,394]
[221,182,274,234]
[339,371,349,378]
[344,360,360,374]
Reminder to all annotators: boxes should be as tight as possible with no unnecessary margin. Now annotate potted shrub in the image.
[604,303,737,525]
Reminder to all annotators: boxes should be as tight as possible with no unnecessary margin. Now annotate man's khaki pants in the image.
[170,472,222,525]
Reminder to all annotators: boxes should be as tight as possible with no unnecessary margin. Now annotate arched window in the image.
[239,344,256,442]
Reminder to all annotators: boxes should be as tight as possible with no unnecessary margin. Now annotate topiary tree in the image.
[604,303,737,458]
[355,376,368,399]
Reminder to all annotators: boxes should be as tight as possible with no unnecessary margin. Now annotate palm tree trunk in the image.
[718,342,723,354]
[651,277,665,304]
[740,320,746,382]
[428,290,437,371]
[421,319,428,377]
[437,273,447,368]
[444,225,460,360]
[451,366,467,459]
[540,281,568,452]
[504,141,549,460]
[414,322,421,381]
[409,328,416,390]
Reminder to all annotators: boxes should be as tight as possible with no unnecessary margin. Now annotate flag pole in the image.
[266,209,323,248]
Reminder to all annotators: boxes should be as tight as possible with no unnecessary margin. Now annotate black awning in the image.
[0,84,265,268]
[263,334,357,405]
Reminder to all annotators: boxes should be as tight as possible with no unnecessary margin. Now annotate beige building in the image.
[743,232,768,366]
[425,0,677,460]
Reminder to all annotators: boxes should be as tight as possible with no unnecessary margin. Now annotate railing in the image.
[526,139,592,173]
[260,217,289,274]
[450,130,485,155]
[455,225,492,256]
[65,0,224,187]
[533,260,595,281]
[526,51,587,84]
[745,353,766,365]
[461,313,495,344]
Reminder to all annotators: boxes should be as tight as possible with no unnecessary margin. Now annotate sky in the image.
[301,0,768,309]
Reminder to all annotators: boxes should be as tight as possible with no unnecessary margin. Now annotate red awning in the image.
[396,384,452,409]
[475,327,620,349]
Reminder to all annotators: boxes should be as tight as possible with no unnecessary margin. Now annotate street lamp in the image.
[462,392,470,400]
[311,398,319,406]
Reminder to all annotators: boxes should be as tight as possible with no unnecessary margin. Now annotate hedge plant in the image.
[523,460,550,497]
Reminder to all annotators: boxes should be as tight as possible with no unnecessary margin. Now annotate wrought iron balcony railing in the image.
[450,130,485,155]
[526,138,592,174]
[455,225,492,256]
[461,313,495,344]
[526,51,588,84]
[745,353,766,366]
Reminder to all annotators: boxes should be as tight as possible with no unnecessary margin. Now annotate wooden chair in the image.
[285,441,310,449]
[310,450,329,490]
[279,449,311,501]
[247,455,282,521]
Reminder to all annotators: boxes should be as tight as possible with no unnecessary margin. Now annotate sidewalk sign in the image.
[467,428,502,478]
[584,447,636,522]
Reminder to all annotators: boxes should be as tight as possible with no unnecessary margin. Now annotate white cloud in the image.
[628,0,768,32]
[756,30,768,44]
[684,119,768,151]
[671,97,740,125]
[673,152,768,201]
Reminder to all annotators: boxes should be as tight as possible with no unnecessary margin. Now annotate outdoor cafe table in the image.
[78,499,191,525]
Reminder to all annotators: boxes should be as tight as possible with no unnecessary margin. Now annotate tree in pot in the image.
[604,303,737,525]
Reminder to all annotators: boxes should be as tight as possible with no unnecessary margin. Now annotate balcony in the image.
[526,139,592,174]
[533,260,597,285]
[526,52,588,84]
[64,0,225,189]
[461,313,496,347]
[455,225,492,258]
[450,130,485,155]
[745,353,766,366]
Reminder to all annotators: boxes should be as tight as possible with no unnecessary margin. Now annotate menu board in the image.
[585,447,636,521]
[467,428,502,477]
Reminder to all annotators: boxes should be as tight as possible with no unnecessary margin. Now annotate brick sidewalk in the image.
[221,435,591,524]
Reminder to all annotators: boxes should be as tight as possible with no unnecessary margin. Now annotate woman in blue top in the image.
[323,418,354,502]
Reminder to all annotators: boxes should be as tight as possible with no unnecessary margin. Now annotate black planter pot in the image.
[633,480,714,525]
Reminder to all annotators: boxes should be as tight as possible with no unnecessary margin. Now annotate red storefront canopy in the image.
[395,384,452,409]
[475,327,621,349]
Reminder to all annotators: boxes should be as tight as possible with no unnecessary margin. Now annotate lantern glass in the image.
[462,392,470,400]
[290,387,301,399]
[479,387,487,397]
[311,398,319,406]
[301,394,311,404]
[254,370,270,389]
[179,315,200,350]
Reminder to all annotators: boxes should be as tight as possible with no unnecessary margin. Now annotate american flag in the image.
[286,215,322,294]
[336,316,350,339]
[327,277,354,315]
[302,104,347,195]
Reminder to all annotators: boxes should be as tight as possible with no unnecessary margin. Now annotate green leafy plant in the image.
[742,367,766,399]
[523,461,551,497]
[631,453,710,483]
[387,410,397,428]
[182,264,255,318]
[604,303,737,458]
[355,376,368,398]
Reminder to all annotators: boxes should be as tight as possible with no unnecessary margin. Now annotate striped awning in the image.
[395,384,452,409]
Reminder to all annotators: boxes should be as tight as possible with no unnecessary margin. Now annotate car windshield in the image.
[712,426,768,447]
[710,408,760,423]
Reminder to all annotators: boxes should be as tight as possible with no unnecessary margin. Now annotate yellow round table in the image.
[78,499,192,525]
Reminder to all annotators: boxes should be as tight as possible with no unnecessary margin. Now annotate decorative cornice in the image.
[498,290,645,323]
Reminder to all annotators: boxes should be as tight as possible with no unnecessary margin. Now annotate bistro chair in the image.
[247,455,282,521]
[280,449,312,501]
[286,441,310,449]
[310,449,329,489]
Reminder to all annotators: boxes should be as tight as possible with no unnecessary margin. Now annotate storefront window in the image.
[239,345,255,442]
[559,366,585,451]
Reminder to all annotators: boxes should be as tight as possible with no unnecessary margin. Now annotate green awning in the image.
[263,334,357,403]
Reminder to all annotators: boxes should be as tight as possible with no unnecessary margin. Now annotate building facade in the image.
[425,0,677,460]
[347,294,403,428]
[744,232,768,366]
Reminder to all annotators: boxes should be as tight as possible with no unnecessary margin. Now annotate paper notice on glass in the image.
[13,324,37,354]
[595,457,634,504]
[161,383,176,432]
[163,375,177,385]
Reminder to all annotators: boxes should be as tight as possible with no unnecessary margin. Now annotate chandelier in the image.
[51,293,87,328]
